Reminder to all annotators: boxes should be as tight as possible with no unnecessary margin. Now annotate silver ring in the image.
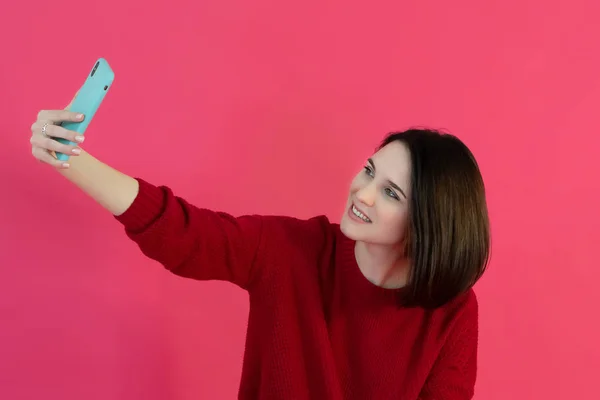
[41,122,49,137]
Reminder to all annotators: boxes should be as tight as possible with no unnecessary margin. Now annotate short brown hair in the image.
[379,128,490,308]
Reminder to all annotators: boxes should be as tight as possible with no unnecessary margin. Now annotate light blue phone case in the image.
[54,58,115,161]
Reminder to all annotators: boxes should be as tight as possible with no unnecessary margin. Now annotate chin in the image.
[339,217,354,239]
[340,219,400,248]
[340,215,367,242]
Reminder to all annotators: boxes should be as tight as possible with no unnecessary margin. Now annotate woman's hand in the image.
[29,109,86,168]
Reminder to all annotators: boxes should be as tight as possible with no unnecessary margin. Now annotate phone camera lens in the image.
[91,62,99,77]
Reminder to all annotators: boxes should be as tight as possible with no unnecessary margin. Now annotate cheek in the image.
[378,206,408,239]
[349,174,364,193]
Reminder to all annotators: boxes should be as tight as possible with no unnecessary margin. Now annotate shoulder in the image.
[435,289,479,344]
[255,214,339,255]
[425,288,478,341]
[448,288,478,316]
[443,288,478,323]
[260,214,336,243]
[247,214,340,288]
[419,289,480,397]
[261,213,334,237]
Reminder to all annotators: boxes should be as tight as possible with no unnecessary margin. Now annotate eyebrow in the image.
[368,158,407,199]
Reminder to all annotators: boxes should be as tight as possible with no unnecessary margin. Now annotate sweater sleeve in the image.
[418,292,479,400]
[114,178,264,290]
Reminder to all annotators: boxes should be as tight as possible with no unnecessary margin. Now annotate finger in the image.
[31,119,55,137]
[30,120,46,135]
[42,123,85,144]
[32,147,71,169]
[37,109,84,124]
[30,134,81,156]
[30,120,53,141]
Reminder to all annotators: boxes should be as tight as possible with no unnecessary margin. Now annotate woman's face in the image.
[340,140,412,247]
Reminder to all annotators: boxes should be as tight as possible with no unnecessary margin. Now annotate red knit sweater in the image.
[115,178,479,400]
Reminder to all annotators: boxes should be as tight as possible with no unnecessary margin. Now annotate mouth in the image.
[349,203,372,223]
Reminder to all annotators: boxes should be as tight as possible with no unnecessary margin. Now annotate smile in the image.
[351,204,372,223]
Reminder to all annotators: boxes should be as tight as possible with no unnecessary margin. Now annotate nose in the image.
[355,181,376,207]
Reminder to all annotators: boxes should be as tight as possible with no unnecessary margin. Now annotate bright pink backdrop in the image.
[1,1,599,399]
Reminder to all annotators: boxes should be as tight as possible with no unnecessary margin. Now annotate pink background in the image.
[2,1,599,399]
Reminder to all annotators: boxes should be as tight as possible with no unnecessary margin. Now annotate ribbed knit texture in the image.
[116,178,479,400]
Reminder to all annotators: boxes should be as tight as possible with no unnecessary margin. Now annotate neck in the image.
[354,241,410,289]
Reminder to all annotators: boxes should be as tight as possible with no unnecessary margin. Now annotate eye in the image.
[384,187,399,200]
[363,165,374,177]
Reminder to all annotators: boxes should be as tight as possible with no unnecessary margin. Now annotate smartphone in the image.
[54,57,115,161]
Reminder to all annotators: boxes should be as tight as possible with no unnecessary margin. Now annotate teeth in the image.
[352,205,371,222]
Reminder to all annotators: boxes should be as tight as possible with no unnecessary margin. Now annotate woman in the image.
[29,107,490,399]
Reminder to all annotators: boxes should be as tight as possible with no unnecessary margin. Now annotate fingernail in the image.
[75,135,85,143]
[72,148,81,155]
[77,114,84,120]
[62,163,70,168]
